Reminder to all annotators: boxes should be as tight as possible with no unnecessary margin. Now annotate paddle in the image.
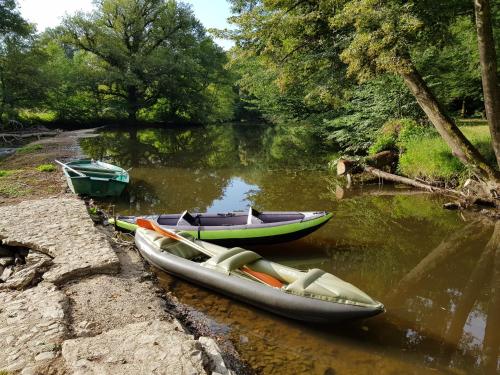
[54,160,86,177]
[136,218,283,288]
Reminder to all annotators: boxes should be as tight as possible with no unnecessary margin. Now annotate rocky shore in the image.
[0,130,241,374]
[0,197,235,374]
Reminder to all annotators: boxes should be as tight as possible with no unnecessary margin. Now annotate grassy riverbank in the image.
[399,123,494,184]
[368,120,495,186]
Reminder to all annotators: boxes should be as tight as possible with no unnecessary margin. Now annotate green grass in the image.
[0,169,21,177]
[399,125,495,183]
[0,170,12,177]
[18,109,57,122]
[16,144,43,154]
[0,182,29,197]
[36,163,56,172]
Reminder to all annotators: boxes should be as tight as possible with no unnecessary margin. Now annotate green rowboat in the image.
[61,159,129,197]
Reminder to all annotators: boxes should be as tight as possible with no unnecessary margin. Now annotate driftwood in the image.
[336,152,462,195]
[0,131,59,144]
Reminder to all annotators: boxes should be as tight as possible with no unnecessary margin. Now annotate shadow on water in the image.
[81,124,499,374]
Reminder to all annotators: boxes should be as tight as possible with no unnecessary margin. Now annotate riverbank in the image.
[0,130,246,374]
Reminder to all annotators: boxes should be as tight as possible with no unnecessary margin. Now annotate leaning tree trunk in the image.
[401,63,500,182]
[474,0,500,169]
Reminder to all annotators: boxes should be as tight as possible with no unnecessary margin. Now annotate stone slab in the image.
[62,320,207,375]
[0,197,119,284]
[0,283,68,373]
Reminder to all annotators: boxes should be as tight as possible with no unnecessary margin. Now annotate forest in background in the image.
[1,0,499,187]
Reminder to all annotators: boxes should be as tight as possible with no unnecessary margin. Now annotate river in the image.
[81,123,499,375]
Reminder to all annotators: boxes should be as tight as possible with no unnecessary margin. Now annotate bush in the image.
[36,163,56,172]
[369,118,431,154]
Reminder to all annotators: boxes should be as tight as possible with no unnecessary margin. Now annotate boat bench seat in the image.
[203,247,262,274]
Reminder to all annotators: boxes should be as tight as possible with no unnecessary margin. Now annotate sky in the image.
[18,0,234,49]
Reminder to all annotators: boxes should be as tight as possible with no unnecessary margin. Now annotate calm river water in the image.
[82,124,499,375]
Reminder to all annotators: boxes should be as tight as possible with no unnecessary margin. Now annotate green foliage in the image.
[16,144,43,154]
[36,163,56,172]
[399,126,494,182]
[0,169,12,177]
[60,0,234,123]
[322,76,423,154]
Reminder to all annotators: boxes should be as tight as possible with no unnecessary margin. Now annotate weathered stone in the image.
[62,320,207,375]
[0,197,120,284]
[199,337,236,375]
[0,252,52,290]
[1,265,13,281]
[0,284,68,373]
[0,256,14,267]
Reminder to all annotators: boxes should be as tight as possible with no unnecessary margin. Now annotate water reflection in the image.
[81,124,499,374]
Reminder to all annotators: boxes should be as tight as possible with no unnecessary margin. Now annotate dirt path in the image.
[0,129,97,206]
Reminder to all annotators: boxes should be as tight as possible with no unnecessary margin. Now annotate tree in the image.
[228,0,500,184]
[0,0,46,122]
[474,0,500,168]
[62,0,231,122]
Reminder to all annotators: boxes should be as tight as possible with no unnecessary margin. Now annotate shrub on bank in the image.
[36,163,56,172]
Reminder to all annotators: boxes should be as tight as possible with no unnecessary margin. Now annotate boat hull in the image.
[63,159,129,197]
[135,231,384,323]
[113,211,332,245]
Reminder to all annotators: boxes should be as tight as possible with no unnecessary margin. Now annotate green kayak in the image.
[110,208,332,246]
[61,159,129,197]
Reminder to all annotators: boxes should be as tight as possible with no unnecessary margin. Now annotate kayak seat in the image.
[286,269,326,295]
[202,247,262,274]
[149,232,201,259]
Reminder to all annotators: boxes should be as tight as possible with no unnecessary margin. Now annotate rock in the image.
[199,336,236,375]
[443,202,461,210]
[0,256,14,267]
[35,351,56,361]
[0,197,120,284]
[0,252,52,290]
[1,266,13,281]
[0,284,67,373]
[62,320,207,375]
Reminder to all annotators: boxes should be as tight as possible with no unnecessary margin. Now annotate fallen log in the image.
[364,166,437,192]
[337,151,398,176]
[0,131,60,144]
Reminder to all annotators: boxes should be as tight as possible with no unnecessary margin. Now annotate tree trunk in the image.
[401,64,500,182]
[474,0,500,169]
[126,86,139,122]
